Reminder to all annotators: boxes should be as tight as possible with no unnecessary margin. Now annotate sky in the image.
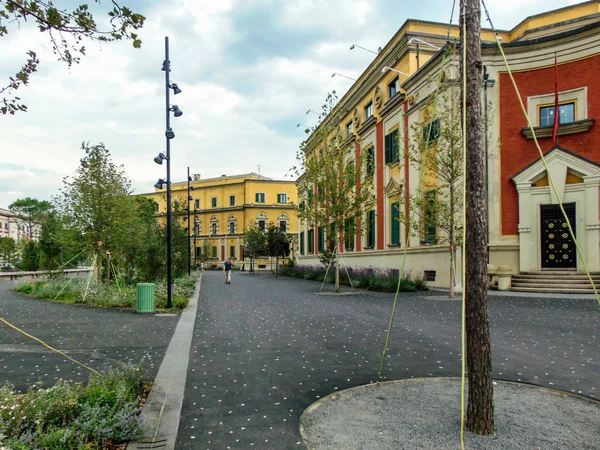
[0,0,585,206]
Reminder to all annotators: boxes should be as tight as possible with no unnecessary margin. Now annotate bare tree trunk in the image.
[463,0,494,435]
[276,255,279,277]
[96,245,102,286]
[449,246,455,298]
[335,243,340,293]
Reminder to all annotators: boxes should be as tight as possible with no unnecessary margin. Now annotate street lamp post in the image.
[187,167,192,276]
[156,36,183,309]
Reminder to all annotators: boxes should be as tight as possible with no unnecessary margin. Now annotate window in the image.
[423,118,440,144]
[210,216,218,235]
[230,246,235,258]
[229,195,235,206]
[366,146,375,176]
[258,220,266,232]
[280,221,287,232]
[423,190,437,244]
[256,193,265,203]
[366,210,375,248]
[317,226,325,252]
[277,193,287,203]
[194,199,200,210]
[391,201,401,246]
[211,197,217,208]
[344,217,355,251]
[308,229,314,254]
[539,102,575,127]
[154,203,159,212]
[229,222,235,234]
[307,190,314,206]
[346,120,353,137]
[388,76,399,99]
[300,231,305,255]
[385,129,399,164]
[365,102,373,120]
[211,246,217,258]
[195,247,201,258]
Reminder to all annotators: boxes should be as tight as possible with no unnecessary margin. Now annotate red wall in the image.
[499,54,600,236]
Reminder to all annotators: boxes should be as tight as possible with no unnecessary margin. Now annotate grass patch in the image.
[0,362,147,449]
[279,264,428,293]
[15,275,196,311]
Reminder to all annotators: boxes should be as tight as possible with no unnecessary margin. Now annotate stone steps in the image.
[511,271,600,294]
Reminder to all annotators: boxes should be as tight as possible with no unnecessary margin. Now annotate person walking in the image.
[223,259,233,284]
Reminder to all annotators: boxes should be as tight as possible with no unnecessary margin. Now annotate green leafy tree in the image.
[8,197,51,239]
[55,142,133,284]
[406,82,463,297]
[294,92,373,292]
[0,236,17,267]
[266,222,290,277]
[243,223,266,273]
[1,0,145,114]
[18,239,40,271]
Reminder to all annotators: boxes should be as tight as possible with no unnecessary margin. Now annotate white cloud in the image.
[0,0,591,208]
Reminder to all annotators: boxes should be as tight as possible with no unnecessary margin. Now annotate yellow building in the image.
[298,2,600,288]
[145,172,298,267]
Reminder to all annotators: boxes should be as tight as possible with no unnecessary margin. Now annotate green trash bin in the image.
[136,283,156,314]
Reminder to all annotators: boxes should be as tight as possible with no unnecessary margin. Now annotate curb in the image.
[127,274,202,450]
[299,377,600,449]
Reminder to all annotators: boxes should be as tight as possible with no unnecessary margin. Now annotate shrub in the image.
[0,362,145,449]
[15,274,196,311]
[279,264,428,293]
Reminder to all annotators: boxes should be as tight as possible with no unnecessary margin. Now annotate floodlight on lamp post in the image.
[331,72,357,81]
[381,66,410,77]
[349,44,378,55]
[154,152,167,165]
[407,37,441,50]
[154,178,166,189]
[165,128,175,139]
[306,109,319,116]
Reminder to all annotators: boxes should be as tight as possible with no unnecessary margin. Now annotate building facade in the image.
[144,173,298,267]
[0,208,41,243]
[297,2,600,287]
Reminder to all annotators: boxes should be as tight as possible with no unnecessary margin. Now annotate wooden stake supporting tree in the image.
[462,0,495,435]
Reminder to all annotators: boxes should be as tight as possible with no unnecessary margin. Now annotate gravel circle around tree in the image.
[300,378,600,450]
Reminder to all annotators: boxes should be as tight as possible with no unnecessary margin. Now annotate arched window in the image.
[256,212,268,232]
[228,214,237,234]
[277,213,289,233]
[210,216,219,235]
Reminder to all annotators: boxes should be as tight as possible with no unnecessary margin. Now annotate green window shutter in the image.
[367,210,375,248]
[300,232,305,255]
[384,134,391,164]
[344,217,355,250]
[318,226,325,252]
[308,229,314,253]
[391,202,400,245]
[211,246,217,258]
[255,193,259,202]
[424,190,437,243]
[392,129,399,162]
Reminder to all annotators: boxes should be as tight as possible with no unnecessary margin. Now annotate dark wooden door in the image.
[541,203,576,269]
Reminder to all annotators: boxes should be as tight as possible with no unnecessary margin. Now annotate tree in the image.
[8,197,51,239]
[56,141,133,285]
[243,223,266,273]
[462,0,494,434]
[406,79,463,298]
[294,92,373,292]
[19,239,40,271]
[1,0,145,115]
[266,222,290,277]
[0,237,16,266]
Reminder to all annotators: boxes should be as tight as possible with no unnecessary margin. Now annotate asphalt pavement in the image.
[175,271,599,449]
[0,279,179,392]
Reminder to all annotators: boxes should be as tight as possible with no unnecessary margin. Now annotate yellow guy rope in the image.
[490,29,600,308]
[0,317,101,376]
[460,1,467,447]
[379,51,450,378]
